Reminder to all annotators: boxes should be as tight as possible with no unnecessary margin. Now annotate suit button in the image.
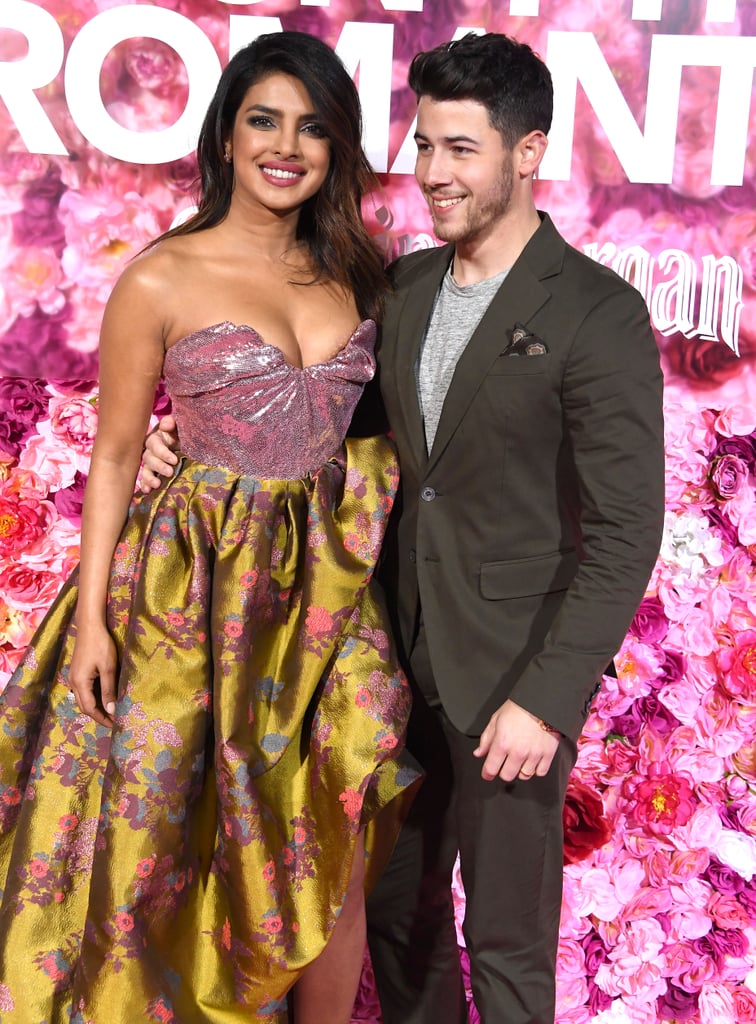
[409,549,416,562]
[421,486,436,502]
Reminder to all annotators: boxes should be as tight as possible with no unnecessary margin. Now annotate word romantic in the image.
[1,1,754,186]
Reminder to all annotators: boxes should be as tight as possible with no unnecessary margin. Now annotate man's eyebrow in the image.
[413,131,479,145]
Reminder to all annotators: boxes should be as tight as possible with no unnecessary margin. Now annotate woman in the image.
[0,32,418,1024]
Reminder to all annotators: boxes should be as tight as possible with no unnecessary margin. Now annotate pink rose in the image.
[555,945,589,1010]
[697,983,735,1023]
[732,986,756,1022]
[707,892,749,930]
[569,860,644,922]
[1,604,39,651]
[710,454,749,499]
[604,737,639,777]
[597,918,667,1000]
[0,564,60,612]
[656,982,699,1021]
[556,937,586,979]
[123,38,185,93]
[7,246,65,319]
[53,471,87,526]
[669,849,711,885]
[717,629,756,698]
[735,502,756,545]
[726,775,748,799]
[713,406,756,439]
[59,185,163,300]
[0,489,54,558]
[18,431,81,489]
[627,770,697,835]
[614,636,664,692]
[628,597,669,643]
[23,514,81,578]
[48,395,97,455]
[694,689,742,757]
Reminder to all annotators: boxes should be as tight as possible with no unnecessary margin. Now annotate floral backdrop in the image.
[1,1,755,1022]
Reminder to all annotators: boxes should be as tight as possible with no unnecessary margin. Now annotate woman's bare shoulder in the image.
[107,234,207,314]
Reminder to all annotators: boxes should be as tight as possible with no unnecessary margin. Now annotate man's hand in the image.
[139,414,179,492]
[473,700,560,782]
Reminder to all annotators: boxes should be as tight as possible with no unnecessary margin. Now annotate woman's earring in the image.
[224,148,232,164]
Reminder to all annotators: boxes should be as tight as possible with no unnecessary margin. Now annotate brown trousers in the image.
[366,622,576,1024]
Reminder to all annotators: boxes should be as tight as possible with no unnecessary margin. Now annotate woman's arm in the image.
[69,261,166,726]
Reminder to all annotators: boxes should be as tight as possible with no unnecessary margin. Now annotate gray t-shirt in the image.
[416,263,509,452]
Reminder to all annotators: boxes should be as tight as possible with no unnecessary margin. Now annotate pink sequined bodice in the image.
[162,320,376,478]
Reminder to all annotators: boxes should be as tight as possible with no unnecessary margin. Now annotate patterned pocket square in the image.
[505,322,549,357]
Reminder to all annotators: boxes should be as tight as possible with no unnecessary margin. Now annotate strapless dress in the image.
[0,320,420,1023]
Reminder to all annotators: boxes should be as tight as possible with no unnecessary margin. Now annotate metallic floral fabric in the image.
[0,427,420,1022]
[163,320,377,479]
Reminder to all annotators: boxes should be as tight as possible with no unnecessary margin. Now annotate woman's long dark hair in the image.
[154,31,388,321]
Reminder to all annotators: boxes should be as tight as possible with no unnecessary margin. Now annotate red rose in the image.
[562,780,611,865]
[663,334,752,387]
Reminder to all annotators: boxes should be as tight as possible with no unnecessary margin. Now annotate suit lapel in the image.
[391,247,452,472]
[426,214,564,473]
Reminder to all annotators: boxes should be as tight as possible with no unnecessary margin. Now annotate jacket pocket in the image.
[487,353,551,375]
[479,548,578,599]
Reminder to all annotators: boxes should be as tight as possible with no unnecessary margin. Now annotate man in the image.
[143,32,664,1024]
[361,32,664,1024]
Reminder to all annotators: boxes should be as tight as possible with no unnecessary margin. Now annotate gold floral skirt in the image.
[0,436,420,1024]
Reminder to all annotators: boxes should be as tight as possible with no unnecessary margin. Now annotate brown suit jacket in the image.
[374,213,665,742]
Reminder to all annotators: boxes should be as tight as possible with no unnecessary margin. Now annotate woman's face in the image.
[227,72,331,215]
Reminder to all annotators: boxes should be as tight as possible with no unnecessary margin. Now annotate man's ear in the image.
[517,130,548,179]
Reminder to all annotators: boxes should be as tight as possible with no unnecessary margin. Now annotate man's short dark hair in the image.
[408,33,553,149]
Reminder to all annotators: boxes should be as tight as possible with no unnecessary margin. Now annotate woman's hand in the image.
[68,624,118,728]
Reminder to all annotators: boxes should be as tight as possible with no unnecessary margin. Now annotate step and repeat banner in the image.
[0,2,755,1022]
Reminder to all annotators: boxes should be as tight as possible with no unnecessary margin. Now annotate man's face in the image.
[414,96,514,246]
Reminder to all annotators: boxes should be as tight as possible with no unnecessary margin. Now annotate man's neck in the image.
[452,206,542,286]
